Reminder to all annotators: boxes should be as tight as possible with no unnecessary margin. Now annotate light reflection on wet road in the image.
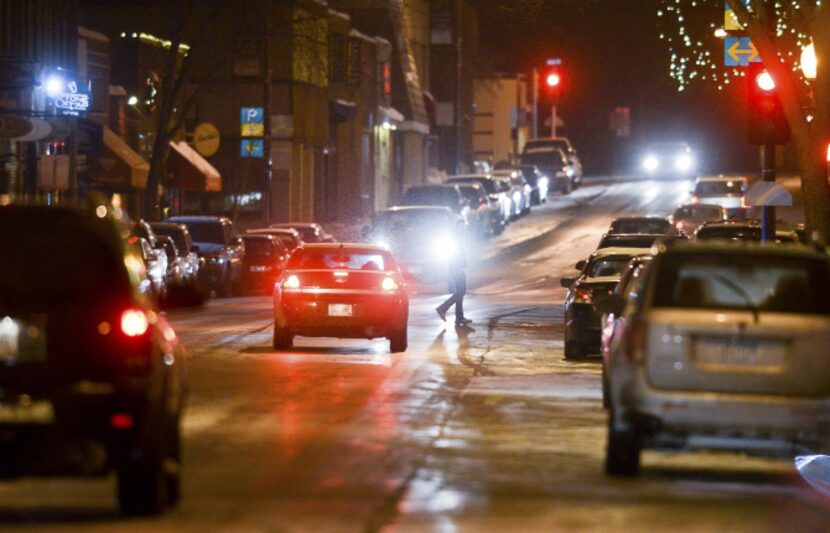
[0,177,827,532]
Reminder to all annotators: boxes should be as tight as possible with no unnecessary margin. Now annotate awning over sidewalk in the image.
[88,127,149,188]
[167,140,221,192]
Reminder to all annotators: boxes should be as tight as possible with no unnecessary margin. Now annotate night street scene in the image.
[1,0,830,531]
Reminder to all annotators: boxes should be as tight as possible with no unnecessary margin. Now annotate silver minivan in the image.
[602,241,830,476]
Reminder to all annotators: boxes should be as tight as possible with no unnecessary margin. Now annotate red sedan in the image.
[273,244,409,352]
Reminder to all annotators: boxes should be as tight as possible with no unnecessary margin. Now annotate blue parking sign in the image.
[240,139,264,158]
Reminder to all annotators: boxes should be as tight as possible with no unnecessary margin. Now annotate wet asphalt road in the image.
[0,176,828,532]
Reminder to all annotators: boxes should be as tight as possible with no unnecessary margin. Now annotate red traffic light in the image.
[545,72,561,88]
[747,63,789,145]
[755,70,775,91]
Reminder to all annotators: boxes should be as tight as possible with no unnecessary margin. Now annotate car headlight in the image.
[433,234,457,260]
[675,154,693,171]
[643,155,658,171]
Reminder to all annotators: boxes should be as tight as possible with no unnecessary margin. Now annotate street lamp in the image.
[801,42,817,80]
[127,95,139,106]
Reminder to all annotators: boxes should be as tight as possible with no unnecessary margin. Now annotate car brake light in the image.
[120,309,149,337]
[110,413,134,429]
[382,276,399,291]
[574,288,592,304]
[690,195,699,204]
[283,274,300,289]
[623,319,648,365]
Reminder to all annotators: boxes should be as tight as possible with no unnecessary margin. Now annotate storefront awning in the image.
[167,140,221,192]
[88,127,149,189]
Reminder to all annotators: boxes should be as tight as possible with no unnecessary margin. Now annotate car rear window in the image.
[610,219,671,234]
[694,180,745,196]
[695,226,760,241]
[183,221,226,244]
[288,250,394,271]
[587,256,635,278]
[0,212,129,304]
[243,238,276,258]
[598,235,660,248]
[673,205,723,220]
[653,254,830,315]
[154,227,188,252]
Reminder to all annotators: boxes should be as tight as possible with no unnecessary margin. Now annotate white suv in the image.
[690,175,749,217]
[601,240,830,476]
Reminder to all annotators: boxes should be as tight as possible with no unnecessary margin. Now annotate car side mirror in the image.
[560,277,575,288]
[595,293,626,315]
[575,260,586,271]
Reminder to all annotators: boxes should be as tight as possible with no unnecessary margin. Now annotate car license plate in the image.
[695,337,785,369]
[328,304,353,317]
[250,266,267,272]
[0,399,55,425]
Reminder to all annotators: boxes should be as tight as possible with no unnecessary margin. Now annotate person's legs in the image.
[452,271,467,321]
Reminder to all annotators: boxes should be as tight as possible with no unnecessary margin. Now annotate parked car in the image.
[495,164,549,205]
[365,206,464,282]
[607,216,674,236]
[273,244,409,352]
[150,222,201,288]
[457,182,498,237]
[600,255,653,408]
[400,184,472,223]
[138,236,167,302]
[640,141,696,179]
[269,222,334,244]
[693,220,798,243]
[690,175,749,217]
[247,227,303,251]
[601,240,830,476]
[164,216,245,297]
[0,204,185,515]
[490,169,531,218]
[445,174,510,230]
[521,138,575,193]
[668,203,728,236]
[560,247,652,359]
[156,235,185,288]
[133,219,168,293]
[241,234,288,294]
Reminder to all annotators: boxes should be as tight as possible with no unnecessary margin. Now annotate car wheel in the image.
[605,419,641,477]
[117,443,168,516]
[389,326,408,353]
[564,340,582,360]
[273,325,293,350]
[561,178,572,195]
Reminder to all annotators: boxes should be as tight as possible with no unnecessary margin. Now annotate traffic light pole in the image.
[551,103,557,137]
[761,144,775,242]
[532,67,538,139]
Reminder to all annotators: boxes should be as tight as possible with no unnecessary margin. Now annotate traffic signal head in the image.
[545,72,561,88]
[747,63,790,145]
[542,67,563,99]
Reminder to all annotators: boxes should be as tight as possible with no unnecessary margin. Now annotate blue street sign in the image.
[724,36,760,66]
[240,107,264,137]
[240,139,264,158]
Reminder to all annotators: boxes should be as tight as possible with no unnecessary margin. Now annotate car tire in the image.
[605,420,641,477]
[564,340,582,360]
[389,326,408,353]
[273,325,293,350]
[561,179,572,195]
[117,446,168,516]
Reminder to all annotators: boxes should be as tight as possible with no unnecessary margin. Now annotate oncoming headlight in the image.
[675,154,693,171]
[433,234,457,260]
[643,155,658,171]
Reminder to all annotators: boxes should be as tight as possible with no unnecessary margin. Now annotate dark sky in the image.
[476,0,759,174]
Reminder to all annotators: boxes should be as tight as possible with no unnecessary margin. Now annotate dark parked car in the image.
[520,141,572,194]
[241,234,289,294]
[668,204,728,236]
[138,236,167,302]
[269,222,334,244]
[560,248,651,359]
[0,205,185,515]
[400,184,472,223]
[693,220,798,243]
[457,183,498,237]
[247,227,303,251]
[156,235,185,288]
[445,174,510,229]
[150,222,200,288]
[607,216,674,236]
[164,216,245,297]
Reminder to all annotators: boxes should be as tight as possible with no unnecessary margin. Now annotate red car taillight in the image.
[574,288,593,304]
[623,319,648,365]
[120,309,149,337]
[283,274,300,289]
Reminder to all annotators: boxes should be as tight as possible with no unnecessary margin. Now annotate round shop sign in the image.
[193,122,220,157]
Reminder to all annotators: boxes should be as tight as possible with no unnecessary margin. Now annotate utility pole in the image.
[760,144,775,242]
[262,0,273,225]
[531,67,538,139]
[454,0,462,175]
